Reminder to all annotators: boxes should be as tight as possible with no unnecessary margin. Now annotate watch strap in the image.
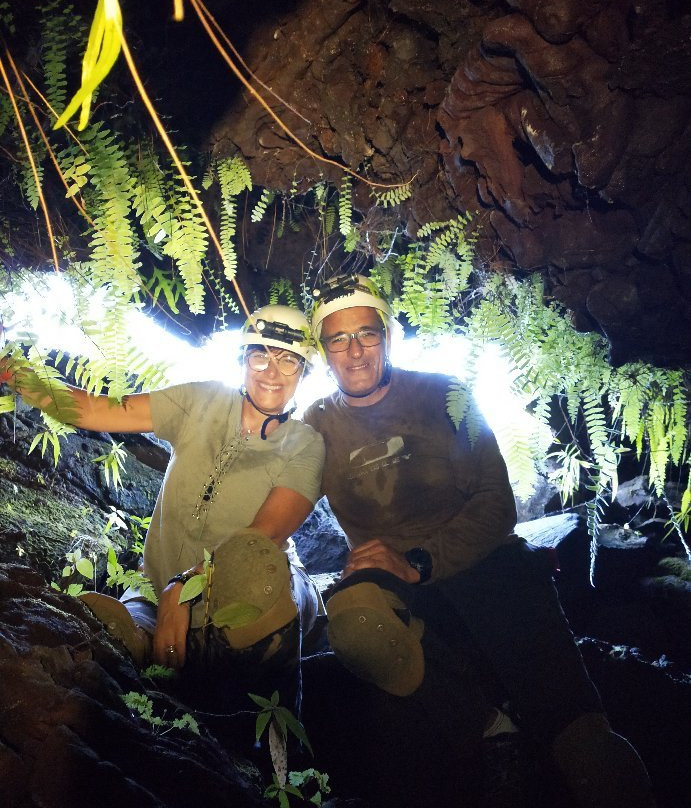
[167,571,203,606]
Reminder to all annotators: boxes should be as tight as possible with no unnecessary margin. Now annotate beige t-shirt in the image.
[143,381,324,625]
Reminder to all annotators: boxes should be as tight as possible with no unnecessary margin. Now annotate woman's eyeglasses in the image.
[320,327,383,353]
[246,350,304,376]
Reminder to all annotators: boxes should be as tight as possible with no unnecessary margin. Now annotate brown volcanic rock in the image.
[0,564,263,808]
[205,0,690,365]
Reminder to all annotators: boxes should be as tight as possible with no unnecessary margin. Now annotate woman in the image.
[1,304,324,674]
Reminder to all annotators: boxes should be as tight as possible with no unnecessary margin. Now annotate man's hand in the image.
[344,539,420,583]
[153,582,191,668]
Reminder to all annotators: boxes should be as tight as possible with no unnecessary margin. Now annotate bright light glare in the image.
[2,275,548,494]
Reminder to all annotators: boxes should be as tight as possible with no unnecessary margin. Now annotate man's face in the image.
[320,306,390,404]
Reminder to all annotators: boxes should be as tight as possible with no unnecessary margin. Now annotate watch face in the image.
[405,547,432,582]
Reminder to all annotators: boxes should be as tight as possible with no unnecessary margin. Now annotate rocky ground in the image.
[1,403,689,807]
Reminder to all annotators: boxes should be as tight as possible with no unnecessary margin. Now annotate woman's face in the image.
[242,346,304,413]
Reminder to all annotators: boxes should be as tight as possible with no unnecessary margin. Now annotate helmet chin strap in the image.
[335,359,392,400]
[240,386,295,440]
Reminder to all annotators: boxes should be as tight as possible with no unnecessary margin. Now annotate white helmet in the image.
[240,304,315,363]
[311,273,393,339]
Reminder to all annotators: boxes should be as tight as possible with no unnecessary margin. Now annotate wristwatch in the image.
[404,547,433,584]
[167,570,203,606]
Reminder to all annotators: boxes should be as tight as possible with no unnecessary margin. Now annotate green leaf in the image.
[75,557,94,579]
[255,709,271,742]
[0,394,15,413]
[179,574,205,604]
[282,709,313,755]
[248,692,273,710]
[211,602,261,628]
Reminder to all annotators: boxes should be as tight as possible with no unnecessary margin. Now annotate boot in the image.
[551,713,656,808]
[80,592,151,665]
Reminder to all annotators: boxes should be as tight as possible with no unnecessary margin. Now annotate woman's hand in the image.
[152,582,192,668]
[344,539,420,583]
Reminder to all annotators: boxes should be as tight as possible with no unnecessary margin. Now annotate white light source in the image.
[2,276,548,497]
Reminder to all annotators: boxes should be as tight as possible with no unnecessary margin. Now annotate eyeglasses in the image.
[320,327,384,353]
[246,350,304,376]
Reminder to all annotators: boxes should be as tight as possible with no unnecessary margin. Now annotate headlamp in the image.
[250,318,305,346]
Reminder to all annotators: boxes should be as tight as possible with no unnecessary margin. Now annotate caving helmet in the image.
[239,304,316,364]
[310,273,393,341]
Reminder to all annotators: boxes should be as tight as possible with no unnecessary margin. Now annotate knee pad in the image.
[210,529,297,650]
[326,582,424,697]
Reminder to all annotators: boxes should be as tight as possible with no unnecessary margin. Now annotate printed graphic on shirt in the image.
[349,437,409,474]
[348,436,410,507]
[341,433,456,522]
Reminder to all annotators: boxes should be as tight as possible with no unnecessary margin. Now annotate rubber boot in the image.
[551,713,656,808]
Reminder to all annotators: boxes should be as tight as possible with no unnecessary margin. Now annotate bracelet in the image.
[0,370,12,383]
[167,571,203,606]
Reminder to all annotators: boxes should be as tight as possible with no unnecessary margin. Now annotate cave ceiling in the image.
[3,0,691,367]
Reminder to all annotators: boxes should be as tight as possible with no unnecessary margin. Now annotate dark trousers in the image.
[333,539,603,744]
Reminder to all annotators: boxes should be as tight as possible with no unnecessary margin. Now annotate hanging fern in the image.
[131,145,172,249]
[80,123,140,292]
[372,181,412,208]
[40,1,85,110]
[251,188,275,223]
[445,380,482,446]
[216,155,252,280]
[0,87,13,140]
[338,175,353,237]
[268,278,298,307]
[159,181,208,314]
[29,413,77,466]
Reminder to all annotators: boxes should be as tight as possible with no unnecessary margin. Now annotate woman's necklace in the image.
[192,403,252,521]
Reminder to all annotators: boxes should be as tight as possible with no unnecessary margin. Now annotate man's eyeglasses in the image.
[320,327,384,353]
[246,350,304,376]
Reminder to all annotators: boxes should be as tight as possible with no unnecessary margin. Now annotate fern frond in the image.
[160,182,208,314]
[81,123,140,292]
[373,181,412,208]
[251,188,275,223]
[40,1,85,110]
[268,278,298,307]
[338,175,353,236]
[215,155,252,279]
[446,380,483,448]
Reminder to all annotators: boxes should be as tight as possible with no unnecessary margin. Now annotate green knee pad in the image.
[210,529,296,650]
[326,582,424,697]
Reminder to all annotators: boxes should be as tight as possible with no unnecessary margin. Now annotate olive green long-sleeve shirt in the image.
[304,368,518,582]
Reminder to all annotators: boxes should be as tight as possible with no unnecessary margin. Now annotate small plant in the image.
[121,691,199,736]
[141,664,177,682]
[265,769,331,807]
[52,547,96,596]
[92,438,127,488]
[51,511,157,602]
[250,691,330,807]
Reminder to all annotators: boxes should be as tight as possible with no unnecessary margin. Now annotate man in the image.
[304,273,654,808]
